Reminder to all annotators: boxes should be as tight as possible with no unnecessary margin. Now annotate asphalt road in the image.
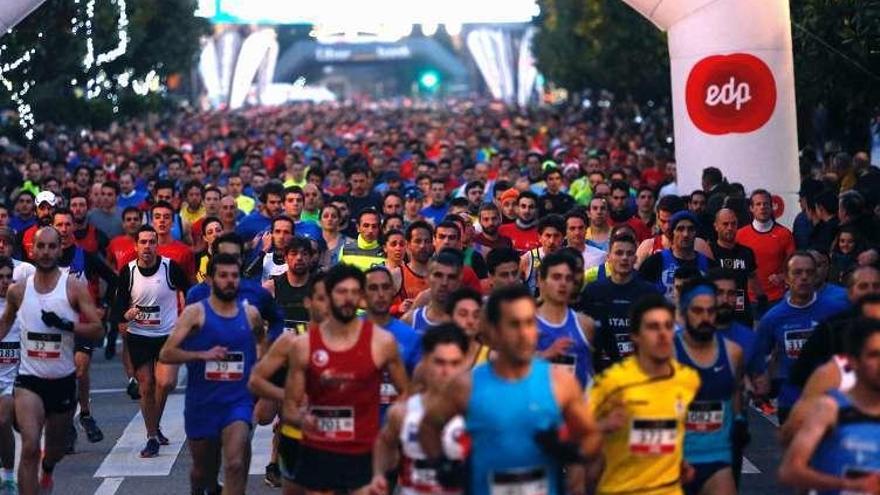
[29,350,786,494]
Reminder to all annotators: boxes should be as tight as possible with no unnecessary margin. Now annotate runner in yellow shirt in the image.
[589,293,700,495]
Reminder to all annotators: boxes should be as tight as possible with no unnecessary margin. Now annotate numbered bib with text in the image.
[0,342,20,365]
[310,406,355,441]
[204,352,244,381]
[25,333,61,360]
[134,305,161,328]
[784,329,811,359]
[629,418,677,455]
[615,334,634,357]
[685,401,724,432]
[490,467,548,495]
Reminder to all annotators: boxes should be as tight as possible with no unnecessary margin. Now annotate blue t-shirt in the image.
[420,204,448,226]
[186,278,284,341]
[236,211,272,243]
[383,318,421,375]
[718,321,765,376]
[294,220,322,241]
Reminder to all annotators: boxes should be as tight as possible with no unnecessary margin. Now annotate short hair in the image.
[610,181,629,195]
[102,181,121,195]
[204,186,222,198]
[445,287,483,316]
[357,207,380,224]
[434,221,460,237]
[478,202,500,216]
[465,181,485,194]
[121,206,141,219]
[847,317,880,357]
[284,236,314,255]
[543,167,561,181]
[537,214,565,234]
[52,208,73,221]
[629,294,675,334]
[657,195,685,214]
[689,190,707,202]
[285,185,304,199]
[539,251,577,280]
[785,250,817,274]
[847,265,880,289]
[155,179,175,193]
[150,200,174,216]
[564,209,587,225]
[705,267,738,285]
[609,233,637,250]
[430,248,464,270]
[383,190,402,203]
[839,190,866,217]
[518,191,538,204]
[136,224,158,239]
[324,263,366,293]
[486,284,533,326]
[421,323,469,355]
[306,270,327,297]
[212,232,243,253]
[449,197,469,209]
[201,216,222,233]
[673,266,701,282]
[271,215,295,231]
[702,167,723,186]
[364,265,393,283]
[749,188,772,205]
[487,247,520,274]
[405,220,433,241]
[260,182,285,204]
[207,252,240,277]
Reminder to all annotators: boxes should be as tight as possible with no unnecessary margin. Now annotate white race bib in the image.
[380,372,398,405]
[490,467,548,495]
[685,401,724,432]
[310,406,355,441]
[204,351,244,381]
[629,419,677,455]
[784,329,811,359]
[25,332,62,360]
[0,342,20,365]
[615,334,634,357]
[134,305,161,328]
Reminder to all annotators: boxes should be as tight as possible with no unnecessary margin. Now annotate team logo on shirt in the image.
[312,349,329,367]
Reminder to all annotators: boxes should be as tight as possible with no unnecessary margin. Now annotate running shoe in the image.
[156,429,169,446]
[2,479,17,494]
[78,413,104,443]
[126,377,141,401]
[264,462,282,488]
[38,471,52,494]
[139,438,160,458]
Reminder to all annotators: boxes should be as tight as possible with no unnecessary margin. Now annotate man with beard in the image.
[398,221,433,310]
[263,238,313,338]
[21,191,57,260]
[160,253,265,495]
[249,273,329,492]
[608,181,650,243]
[498,191,540,253]
[580,235,661,372]
[112,225,190,458]
[0,227,103,494]
[471,203,512,258]
[673,279,743,495]
[0,258,18,493]
[640,212,715,301]
[282,263,408,494]
[243,216,295,282]
[402,250,462,334]
[710,209,765,324]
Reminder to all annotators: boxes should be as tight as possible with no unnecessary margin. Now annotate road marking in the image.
[94,477,124,495]
[94,394,187,477]
[742,456,761,474]
[249,424,275,475]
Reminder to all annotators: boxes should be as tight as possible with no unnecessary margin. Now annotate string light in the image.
[0,45,37,139]
[82,0,129,70]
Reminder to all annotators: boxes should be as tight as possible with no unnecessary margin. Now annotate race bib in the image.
[842,466,880,495]
[410,459,440,487]
[784,329,812,359]
[310,406,355,441]
[380,372,398,405]
[549,354,576,375]
[615,334,634,357]
[134,305,161,328]
[629,419,677,455]
[735,289,746,312]
[25,332,62,360]
[0,342,20,365]
[490,467,548,495]
[204,352,244,381]
[685,401,724,432]
[284,319,308,335]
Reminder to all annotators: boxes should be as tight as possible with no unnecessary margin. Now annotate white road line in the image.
[94,477,124,495]
[742,456,761,474]
[94,394,187,477]
[248,424,275,475]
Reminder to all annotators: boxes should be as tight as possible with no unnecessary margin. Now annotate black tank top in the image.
[274,274,309,335]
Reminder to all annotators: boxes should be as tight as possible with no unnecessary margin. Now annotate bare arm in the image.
[246,304,267,358]
[371,403,405,493]
[281,336,310,427]
[0,284,22,340]
[577,313,595,345]
[552,367,602,458]
[726,340,744,416]
[69,278,104,339]
[159,304,218,364]
[779,360,841,446]
[248,333,295,403]
[378,329,410,397]
[419,373,471,459]
[262,278,276,298]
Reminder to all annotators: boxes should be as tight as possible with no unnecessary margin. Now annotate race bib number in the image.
[134,305,161,328]
[204,352,244,381]
[629,419,677,455]
[615,334,634,357]
[310,406,355,441]
[0,342,20,365]
[380,372,398,405]
[685,401,724,432]
[784,330,812,359]
[842,466,880,495]
[735,289,746,312]
[410,459,439,487]
[25,332,62,360]
[549,354,576,375]
[490,467,548,495]
[283,319,308,335]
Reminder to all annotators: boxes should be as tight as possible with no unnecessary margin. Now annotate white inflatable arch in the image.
[622,0,799,225]
[0,0,45,35]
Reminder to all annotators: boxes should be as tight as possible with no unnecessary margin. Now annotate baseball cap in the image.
[404,188,423,201]
[35,191,57,207]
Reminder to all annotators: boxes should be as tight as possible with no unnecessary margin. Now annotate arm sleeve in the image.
[110,266,132,325]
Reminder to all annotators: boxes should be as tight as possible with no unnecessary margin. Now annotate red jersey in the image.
[613,216,652,244]
[400,263,429,301]
[498,223,539,253]
[21,224,37,259]
[107,235,137,272]
[74,225,100,254]
[304,321,381,454]
[735,223,795,302]
[158,241,195,281]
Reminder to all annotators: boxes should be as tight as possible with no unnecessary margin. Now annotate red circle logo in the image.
[772,194,785,218]
[685,53,777,135]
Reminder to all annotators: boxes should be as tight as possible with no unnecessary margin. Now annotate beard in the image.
[482,225,497,236]
[212,283,238,302]
[330,302,357,323]
[686,322,715,343]
[716,304,734,325]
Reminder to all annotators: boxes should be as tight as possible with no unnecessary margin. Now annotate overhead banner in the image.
[621,0,799,226]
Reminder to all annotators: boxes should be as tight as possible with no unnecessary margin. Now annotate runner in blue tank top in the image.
[159,253,265,495]
[674,278,743,495]
[419,285,601,495]
[401,250,461,334]
[535,252,595,388]
[780,318,880,495]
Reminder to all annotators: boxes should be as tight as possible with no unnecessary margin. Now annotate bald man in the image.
[710,208,765,324]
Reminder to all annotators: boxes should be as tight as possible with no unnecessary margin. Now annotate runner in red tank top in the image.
[283,264,408,494]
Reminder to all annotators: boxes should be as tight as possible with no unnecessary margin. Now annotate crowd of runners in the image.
[0,100,878,494]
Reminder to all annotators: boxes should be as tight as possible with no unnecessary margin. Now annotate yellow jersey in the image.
[589,356,700,495]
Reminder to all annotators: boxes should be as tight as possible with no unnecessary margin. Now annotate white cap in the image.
[35,191,57,207]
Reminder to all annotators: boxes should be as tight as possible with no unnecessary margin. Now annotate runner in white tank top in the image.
[0,258,19,490]
[369,324,469,495]
[0,227,103,494]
